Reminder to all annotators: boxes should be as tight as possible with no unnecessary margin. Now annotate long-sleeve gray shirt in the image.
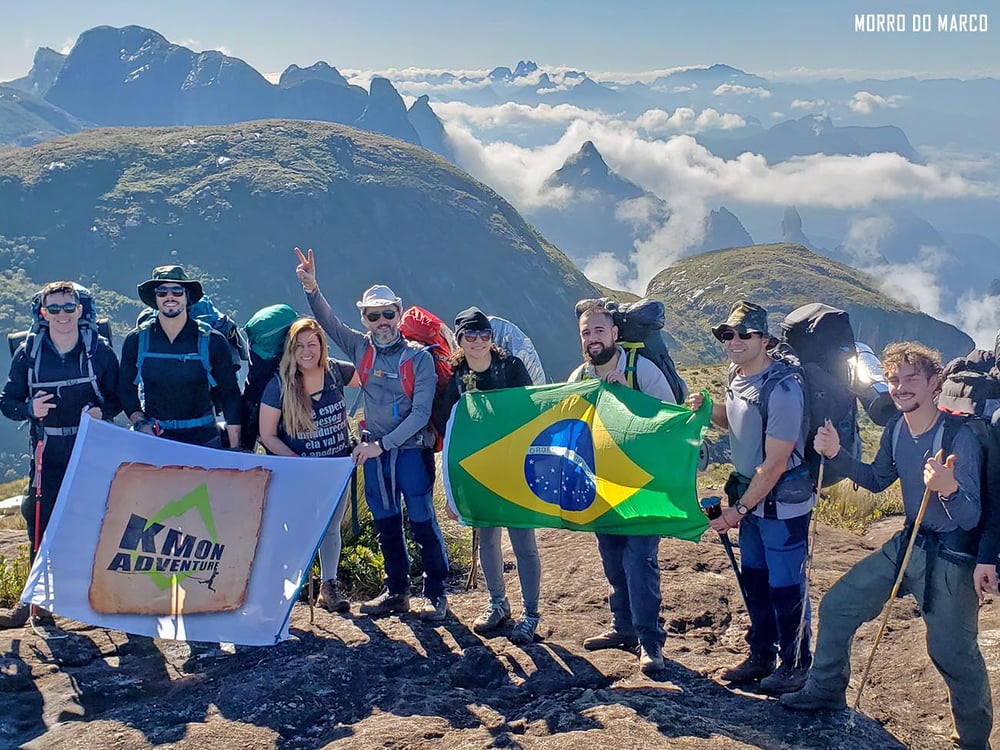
[828,413,982,533]
[305,289,435,450]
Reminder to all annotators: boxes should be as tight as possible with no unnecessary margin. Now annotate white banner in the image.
[21,416,354,646]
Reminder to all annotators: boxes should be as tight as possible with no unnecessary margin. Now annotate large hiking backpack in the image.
[735,303,859,489]
[889,410,999,561]
[574,297,687,403]
[358,305,454,451]
[938,349,1000,421]
[7,283,112,406]
[488,315,546,385]
[240,303,300,450]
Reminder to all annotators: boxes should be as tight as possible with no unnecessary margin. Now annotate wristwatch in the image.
[734,501,750,516]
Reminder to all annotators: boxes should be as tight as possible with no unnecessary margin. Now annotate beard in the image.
[585,343,616,366]
[159,307,183,318]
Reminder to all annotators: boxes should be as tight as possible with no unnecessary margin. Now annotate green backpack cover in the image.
[244,304,299,362]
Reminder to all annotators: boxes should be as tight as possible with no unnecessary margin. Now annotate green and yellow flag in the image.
[443,380,711,540]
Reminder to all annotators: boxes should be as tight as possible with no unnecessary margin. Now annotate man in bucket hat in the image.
[119,265,241,449]
[294,248,450,621]
[118,265,243,667]
[689,300,814,695]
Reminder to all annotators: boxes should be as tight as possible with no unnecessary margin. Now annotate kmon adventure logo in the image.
[89,462,271,615]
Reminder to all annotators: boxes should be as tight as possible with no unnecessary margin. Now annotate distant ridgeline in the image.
[1,24,453,159]
[0,122,975,480]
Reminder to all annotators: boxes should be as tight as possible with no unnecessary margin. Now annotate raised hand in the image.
[31,392,56,420]
[294,247,317,292]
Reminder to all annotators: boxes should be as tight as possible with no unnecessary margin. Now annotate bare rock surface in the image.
[1,519,998,749]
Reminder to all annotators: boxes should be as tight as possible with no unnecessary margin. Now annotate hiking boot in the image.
[583,628,639,651]
[473,597,511,634]
[639,644,665,674]
[359,590,410,617]
[0,603,30,629]
[509,612,540,645]
[721,653,776,684]
[317,579,350,614]
[419,595,449,622]
[780,682,848,711]
[758,662,809,695]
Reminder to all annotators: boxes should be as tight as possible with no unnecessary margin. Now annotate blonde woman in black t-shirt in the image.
[259,317,358,613]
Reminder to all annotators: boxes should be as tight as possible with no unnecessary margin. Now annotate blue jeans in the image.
[363,448,449,598]
[595,533,665,651]
[738,512,811,666]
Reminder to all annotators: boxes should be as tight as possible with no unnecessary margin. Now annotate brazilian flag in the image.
[443,379,711,540]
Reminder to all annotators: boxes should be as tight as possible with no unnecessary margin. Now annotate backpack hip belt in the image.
[153,413,217,431]
[42,425,78,437]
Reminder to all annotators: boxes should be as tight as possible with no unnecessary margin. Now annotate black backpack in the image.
[938,350,1000,420]
[7,283,112,406]
[734,303,859,489]
[574,297,687,403]
[889,410,999,561]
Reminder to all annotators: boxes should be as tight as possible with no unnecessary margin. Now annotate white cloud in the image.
[849,91,906,114]
[635,107,745,134]
[712,83,771,98]
[59,37,75,55]
[439,109,997,293]
[582,252,631,290]
[770,111,785,119]
[841,219,999,348]
[791,98,827,110]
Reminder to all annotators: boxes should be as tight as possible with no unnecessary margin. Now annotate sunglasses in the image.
[719,330,757,342]
[44,303,79,314]
[461,330,493,342]
[365,310,397,322]
[155,286,186,298]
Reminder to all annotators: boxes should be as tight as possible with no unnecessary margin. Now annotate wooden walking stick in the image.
[853,454,939,709]
[465,528,480,590]
[793,457,824,668]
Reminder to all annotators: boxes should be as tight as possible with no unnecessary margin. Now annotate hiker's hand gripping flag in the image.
[443,380,711,539]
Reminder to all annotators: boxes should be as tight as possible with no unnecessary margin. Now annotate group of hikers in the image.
[1,247,999,749]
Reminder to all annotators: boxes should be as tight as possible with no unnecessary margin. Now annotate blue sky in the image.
[1,0,995,83]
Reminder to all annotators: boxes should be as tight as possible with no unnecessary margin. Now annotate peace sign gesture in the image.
[294,247,317,293]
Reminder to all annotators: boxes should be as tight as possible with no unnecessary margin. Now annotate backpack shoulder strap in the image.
[358,343,375,389]
[134,318,153,386]
[194,319,217,388]
[619,343,641,390]
[327,358,345,392]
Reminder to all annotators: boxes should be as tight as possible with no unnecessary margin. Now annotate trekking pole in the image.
[28,437,67,640]
[853,476,935,710]
[793,457,824,669]
[700,497,749,610]
[308,563,315,625]
[465,528,480,590]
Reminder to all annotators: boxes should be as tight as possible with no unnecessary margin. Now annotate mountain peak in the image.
[279,61,348,88]
[566,141,608,172]
[513,60,538,78]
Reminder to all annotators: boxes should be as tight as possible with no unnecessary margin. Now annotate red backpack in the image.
[358,306,454,451]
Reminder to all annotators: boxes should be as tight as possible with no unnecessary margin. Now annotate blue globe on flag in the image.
[524,419,597,511]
